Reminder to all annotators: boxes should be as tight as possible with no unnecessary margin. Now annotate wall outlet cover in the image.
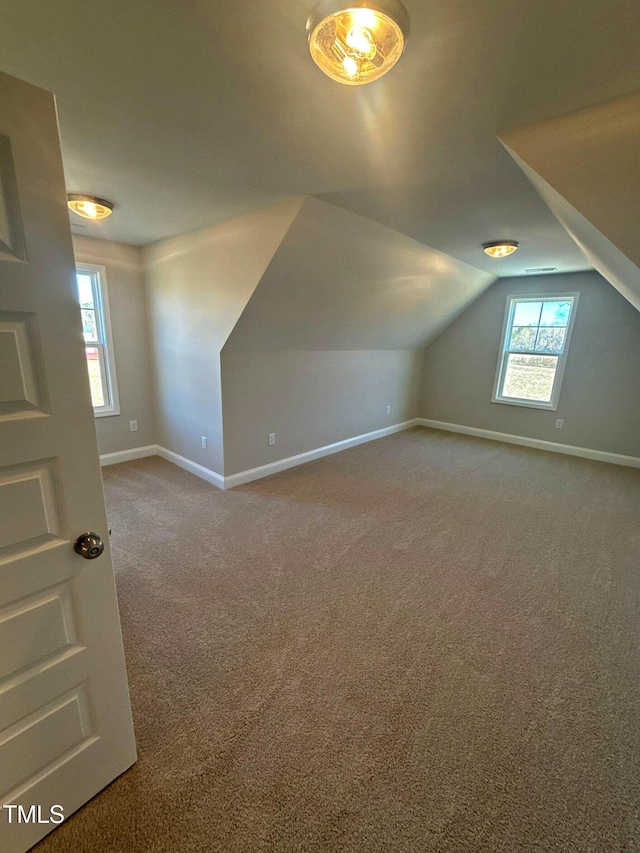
[129,420,138,432]
[268,433,276,446]
[201,436,208,449]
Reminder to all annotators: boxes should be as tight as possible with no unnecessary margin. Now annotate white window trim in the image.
[76,263,121,418]
[491,292,580,412]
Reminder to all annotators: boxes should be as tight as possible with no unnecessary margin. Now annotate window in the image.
[492,293,579,410]
[76,264,120,417]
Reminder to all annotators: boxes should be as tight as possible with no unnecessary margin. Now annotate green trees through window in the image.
[493,295,578,409]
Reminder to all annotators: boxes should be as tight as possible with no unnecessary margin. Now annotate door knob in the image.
[74,532,105,560]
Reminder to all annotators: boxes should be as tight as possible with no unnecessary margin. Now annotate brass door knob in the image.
[74,532,105,560]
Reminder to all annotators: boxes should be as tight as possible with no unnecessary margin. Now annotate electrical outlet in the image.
[129,420,138,432]
[555,419,564,429]
[201,436,208,450]
[386,405,391,415]
[268,433,276,446]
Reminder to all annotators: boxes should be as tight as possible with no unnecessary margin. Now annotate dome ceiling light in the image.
[67,194,114,220]
[307,0,410,86]
[483,241,520,258]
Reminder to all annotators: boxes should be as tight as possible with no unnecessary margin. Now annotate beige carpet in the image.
[35,427,640,852]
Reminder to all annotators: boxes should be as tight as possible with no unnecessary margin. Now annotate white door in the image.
[0,72,136,853]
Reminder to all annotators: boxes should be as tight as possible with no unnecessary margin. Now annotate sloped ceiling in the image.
[2,0,637,275]
[142,196,304,351]
[501,94,640,311]
[224,196,495,351]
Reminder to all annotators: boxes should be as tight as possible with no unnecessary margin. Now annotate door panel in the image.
[0,583,76,681]
[0,133,27,262]
[0,312,49,417]
[0,72,136,853]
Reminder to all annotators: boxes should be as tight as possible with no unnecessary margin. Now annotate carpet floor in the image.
[35,427,640,852]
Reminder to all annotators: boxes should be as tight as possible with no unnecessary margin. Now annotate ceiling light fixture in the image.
[307,0,410,85]
[67,194,114,220]
[483,240,519,258]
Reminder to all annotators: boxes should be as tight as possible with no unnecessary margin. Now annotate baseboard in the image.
[100,445,158,466]
[155,445,226,490]
[417,419,640,469]
[99,421,639,485]
[224,419,421,489]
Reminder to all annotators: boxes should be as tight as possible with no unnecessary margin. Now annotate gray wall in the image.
[72,235,156,455]
[225,196,495,352]
[221,350,423,475]
[142,198,303,475]
[142,194,493,477]
[218,197,492,476]
[420,271,640,458]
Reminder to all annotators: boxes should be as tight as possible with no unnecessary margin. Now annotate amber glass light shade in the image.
[68,195,114,220]
[483,241,520,258]
[307,1,410,85]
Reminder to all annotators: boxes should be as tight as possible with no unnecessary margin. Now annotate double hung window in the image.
[76,264,120,416]
[492,294,579,410]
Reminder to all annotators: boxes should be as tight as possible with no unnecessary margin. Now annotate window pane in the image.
[81,308,98,342]
[85,347,105,407]
[513,301,542,327]
[502,354,558,402]
[540,300,571,327]
[77,274,95,310]
[535,326,566,353]
[509,326,537,351]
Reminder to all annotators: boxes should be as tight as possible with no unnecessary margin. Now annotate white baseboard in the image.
[224,419,421,489]
[99,420,639,487]
[155,445,226,490]
[417,419,640,469]
[100,445,158,466]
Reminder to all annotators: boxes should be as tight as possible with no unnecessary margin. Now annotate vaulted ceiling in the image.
[501,94,640,311]
[142,194,495,354]
[224,196,495,351]
[2,0,638,277]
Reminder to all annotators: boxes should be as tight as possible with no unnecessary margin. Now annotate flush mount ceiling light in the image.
[67,194,114,220]
[483,240,519,258]
[307,0,410,85]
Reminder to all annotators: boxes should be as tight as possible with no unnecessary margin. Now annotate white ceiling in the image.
[1,0,638,274]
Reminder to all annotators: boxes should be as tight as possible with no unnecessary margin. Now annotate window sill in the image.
[491,397,558,412]
[94,407,121,419]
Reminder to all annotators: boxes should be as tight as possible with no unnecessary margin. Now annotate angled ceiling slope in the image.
[142,195,305,351]
[224,196,496,351]
[501,94,640,312]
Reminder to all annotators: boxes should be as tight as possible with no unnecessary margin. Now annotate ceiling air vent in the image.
[524,267,558,274]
